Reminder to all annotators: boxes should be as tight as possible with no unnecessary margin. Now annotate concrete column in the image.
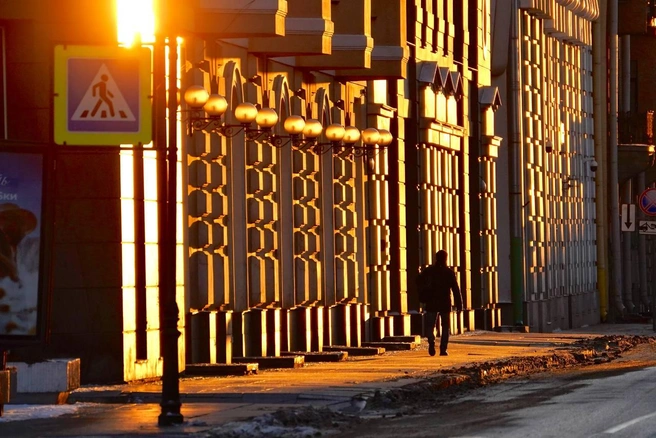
[232,312,244,358]
[330,304,351,346]
[371,312,394,340]
[409,310,423,337]
[463,309,475,332]
[265,309,282,357]
[242,309,267,357]
[349,304,363,347]
[310,306,324,352]
[186,311,216,364]
[322,307,332,347]
[279,308,289,354]
[362,304,372,342]
[392,312,411,337]
[289,307,312,352]
[216,311,233,364]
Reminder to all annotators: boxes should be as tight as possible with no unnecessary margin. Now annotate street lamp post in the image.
[156,0,183,425]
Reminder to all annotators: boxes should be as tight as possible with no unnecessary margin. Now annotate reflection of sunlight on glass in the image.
[117,0,155,46]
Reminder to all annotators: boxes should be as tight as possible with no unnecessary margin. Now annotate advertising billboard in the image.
[0,151,44,341]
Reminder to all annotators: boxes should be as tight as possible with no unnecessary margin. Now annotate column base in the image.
[289,306,313,352]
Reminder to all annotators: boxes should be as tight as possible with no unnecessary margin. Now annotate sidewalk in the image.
[1,323,654,437]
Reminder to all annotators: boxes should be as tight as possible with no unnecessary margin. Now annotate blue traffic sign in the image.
[54,45,152,146]
[67,59,139,133]
[639,188,656,216]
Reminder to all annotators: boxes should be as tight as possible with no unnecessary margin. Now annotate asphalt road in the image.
[2,327,654,437]
[342,344,656,438]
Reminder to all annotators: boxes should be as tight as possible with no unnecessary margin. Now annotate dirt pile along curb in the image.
[204,405,362,438]
[367,335,656,411]
[202,335,656,437]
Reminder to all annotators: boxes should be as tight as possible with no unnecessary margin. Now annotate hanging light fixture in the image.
[183,85,394,158]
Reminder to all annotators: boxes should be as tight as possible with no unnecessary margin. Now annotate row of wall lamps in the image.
[183,85,393,157]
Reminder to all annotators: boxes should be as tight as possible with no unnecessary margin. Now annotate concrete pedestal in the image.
[216,311,233,364]
[186,310,233,364]
[238,309,267,357]
[310,306,324,352]
[463,309,475,332]
[289,307,312,352]
[450,310,464,335]
[349,304,363,347]
[409,311,423,337]
[279,308,290,353]
[475,307,502,331]
[371,314,394,341]
[392,312,411,337]
[265,308,282,357]
[329,304,351,346]
[362,304,372,342]
[186,311,216,364]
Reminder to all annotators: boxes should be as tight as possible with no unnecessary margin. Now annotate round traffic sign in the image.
[639,188,656,216]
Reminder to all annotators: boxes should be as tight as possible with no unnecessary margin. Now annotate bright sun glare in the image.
[117,0,155,46]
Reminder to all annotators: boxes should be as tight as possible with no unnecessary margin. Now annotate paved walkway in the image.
[0,323,654,437]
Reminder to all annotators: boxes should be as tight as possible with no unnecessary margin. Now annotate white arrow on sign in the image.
[621,204,636,232]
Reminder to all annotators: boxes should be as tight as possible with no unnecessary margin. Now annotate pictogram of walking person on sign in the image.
[71,64,135,122]
[91,74,115,118]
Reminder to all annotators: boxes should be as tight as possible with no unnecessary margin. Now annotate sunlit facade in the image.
[491,1,600,331]
[0,0,621,384]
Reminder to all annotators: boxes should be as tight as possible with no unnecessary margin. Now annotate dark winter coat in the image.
[417,264,463,313]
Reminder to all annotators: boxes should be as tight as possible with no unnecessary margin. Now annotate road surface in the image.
[343,344,656,437]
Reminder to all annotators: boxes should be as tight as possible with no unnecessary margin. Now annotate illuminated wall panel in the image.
[519,8,596,325]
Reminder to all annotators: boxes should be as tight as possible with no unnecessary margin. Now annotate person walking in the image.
[417,250,463,356]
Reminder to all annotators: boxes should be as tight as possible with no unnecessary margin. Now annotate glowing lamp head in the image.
[203,94,228,117]
[377,129,393,146]
[234,102,259,124]
[343,126,361,144]
[255,107,279,128]
[361,128,381,145]
[303,119,323,139]
[184,85,210,109]
[325,124,346,142]
[283,115,306,135]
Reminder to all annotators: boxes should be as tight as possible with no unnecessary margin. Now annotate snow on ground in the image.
[0,403,92,422]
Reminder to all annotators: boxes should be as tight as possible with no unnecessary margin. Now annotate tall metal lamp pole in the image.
[156,0,183,426]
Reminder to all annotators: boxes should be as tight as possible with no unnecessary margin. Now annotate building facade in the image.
[0,0,613,385]
[491,0,600,332]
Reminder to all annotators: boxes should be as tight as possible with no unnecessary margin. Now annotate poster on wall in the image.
[0,151,44,340]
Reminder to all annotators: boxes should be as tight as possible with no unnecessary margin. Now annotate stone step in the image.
[361,341,416,351]
[233,356,305,369]
[281,351,348,362]
[381,335,422,344]
[184,363,258,377]
[323,346,385,356]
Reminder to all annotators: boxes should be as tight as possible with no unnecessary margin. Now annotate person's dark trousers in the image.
[424,311,451,353]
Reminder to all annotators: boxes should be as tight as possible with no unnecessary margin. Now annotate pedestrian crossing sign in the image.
[54,45,152,146]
